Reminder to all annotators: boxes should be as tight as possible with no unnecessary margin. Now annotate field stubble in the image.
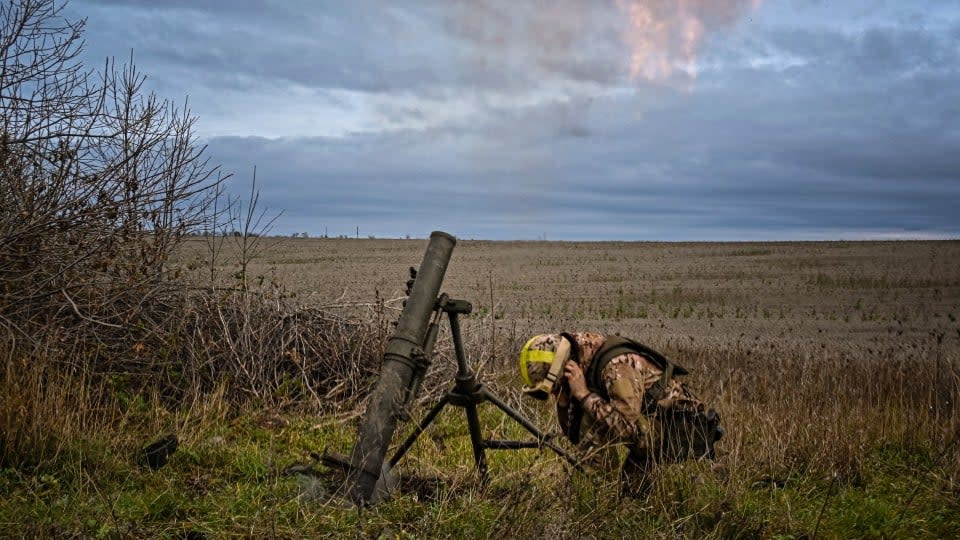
[4,237,959,538]
[184,237,960,353]
[192,237,960,534]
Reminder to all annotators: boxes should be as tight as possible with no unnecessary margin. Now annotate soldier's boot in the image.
[620,447,655,499]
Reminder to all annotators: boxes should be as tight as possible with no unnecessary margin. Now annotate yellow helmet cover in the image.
[518,335,571,400]
[518,334,557,386]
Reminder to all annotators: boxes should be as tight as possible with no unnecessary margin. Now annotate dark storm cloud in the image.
[710,25,960,190]
[69,0,754,94]
[62,0,960,239]
[206,134,506,239]
[520,14,956,235]
[207,49,959,240]
[73,1,452,93]
[441,0,626,86]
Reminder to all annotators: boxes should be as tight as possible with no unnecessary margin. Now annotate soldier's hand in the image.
[564,362,589,401]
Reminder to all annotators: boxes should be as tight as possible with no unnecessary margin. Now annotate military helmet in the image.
[518,334,571,400]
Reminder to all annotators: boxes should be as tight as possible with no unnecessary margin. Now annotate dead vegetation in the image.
[188,237,960,506]
[2,0,959,535]
[0,0,389,467]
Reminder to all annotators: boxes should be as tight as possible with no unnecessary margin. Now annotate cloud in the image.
[62,0,960,239]
[206,50,960,240]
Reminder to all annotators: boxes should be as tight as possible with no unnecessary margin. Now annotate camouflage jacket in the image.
[557,332,699,448]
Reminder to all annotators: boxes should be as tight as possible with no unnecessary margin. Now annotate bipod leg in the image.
[481,387,582,471]
[445,309,490,480]
[390,395,450,468]
[464,402,489,482]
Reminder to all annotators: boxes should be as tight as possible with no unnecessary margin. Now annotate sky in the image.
[64,0,960,241]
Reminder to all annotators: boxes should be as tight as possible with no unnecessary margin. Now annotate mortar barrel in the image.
[347,230,456,504]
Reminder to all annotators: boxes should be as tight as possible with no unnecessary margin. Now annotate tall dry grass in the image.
[673,339,960,484]
[2,241,958,536]
[0,281,396,466]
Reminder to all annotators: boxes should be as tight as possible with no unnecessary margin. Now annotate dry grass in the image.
[2,236,959,537]
[176,236,960,483]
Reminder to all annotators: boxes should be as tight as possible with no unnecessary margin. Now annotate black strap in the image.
[563,334,687,443]
[559,333,584,444]
[642,361,676,413]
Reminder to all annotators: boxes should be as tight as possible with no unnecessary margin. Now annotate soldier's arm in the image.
[578,363,644,441]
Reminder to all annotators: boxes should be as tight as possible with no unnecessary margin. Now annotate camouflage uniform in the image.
[532,332,703,495]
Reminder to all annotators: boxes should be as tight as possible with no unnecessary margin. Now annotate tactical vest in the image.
[582,335,688,407]
[560,334,684,442]
[561,334,722,459]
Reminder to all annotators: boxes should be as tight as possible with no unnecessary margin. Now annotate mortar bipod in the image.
[387,294,582,483]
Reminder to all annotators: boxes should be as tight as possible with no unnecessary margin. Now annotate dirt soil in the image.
[177,237,960,366]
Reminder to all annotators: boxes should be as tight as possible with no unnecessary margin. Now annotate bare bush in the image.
[0,0,222,347]
[0,0,232,463]
[169,290,389,408]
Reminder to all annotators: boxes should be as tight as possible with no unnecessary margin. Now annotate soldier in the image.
[518,332,722,496]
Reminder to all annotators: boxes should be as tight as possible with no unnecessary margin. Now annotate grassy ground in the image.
[2,399,958,538]
[3,238,959,538]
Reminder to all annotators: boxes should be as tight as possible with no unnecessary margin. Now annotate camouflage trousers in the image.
[577,425,657,499]
[620,445,655,498]
[575,441,656,498]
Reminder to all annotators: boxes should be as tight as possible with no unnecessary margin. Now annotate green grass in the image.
[2,404,958,539]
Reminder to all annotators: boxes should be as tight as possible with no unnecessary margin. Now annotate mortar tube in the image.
[347,231,456,505]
